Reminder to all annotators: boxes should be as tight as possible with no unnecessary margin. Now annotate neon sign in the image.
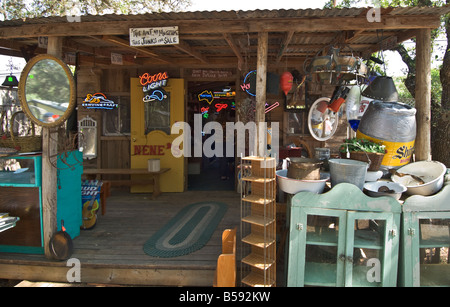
[140,72,169,87]
[144,89,168,103]
[82,93,118,110]
[241,70,256,97]
[201,107,209,119]
[198,90,214,104]
[215,103,228,113]
[265,102,280,113]
[140,72,169,103]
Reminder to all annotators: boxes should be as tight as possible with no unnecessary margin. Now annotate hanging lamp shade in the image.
[361,76,398,102]
[280,71,293,96]
[2,75,19,87]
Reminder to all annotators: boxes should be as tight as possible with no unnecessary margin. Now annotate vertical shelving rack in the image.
[240,156,276,287]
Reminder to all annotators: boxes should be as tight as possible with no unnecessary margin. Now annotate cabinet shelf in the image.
[242,195,276,205]
[241,176,276,183]
[241,272,276,287]
[242,215,275,227]
[242,233,275,248]
[306,227,338,247]
[242,253,275,270]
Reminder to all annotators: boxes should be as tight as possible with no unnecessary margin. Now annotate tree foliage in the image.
[0,0,191,20]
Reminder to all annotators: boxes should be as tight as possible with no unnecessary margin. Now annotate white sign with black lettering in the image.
[129,26,179,47]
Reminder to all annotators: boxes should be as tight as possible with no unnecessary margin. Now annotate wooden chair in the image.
[213,228,236,287]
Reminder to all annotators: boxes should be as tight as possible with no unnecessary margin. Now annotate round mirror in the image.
[18,54,76,128]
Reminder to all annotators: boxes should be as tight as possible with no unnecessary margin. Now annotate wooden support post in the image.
[255,32,268,157]
[415,29,432,162]
[42,37,62,259]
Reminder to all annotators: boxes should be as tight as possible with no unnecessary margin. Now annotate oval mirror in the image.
[18,54,76,128]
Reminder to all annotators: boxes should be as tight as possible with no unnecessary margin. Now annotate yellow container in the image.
[357,101,416,169]
[356,130,415,168]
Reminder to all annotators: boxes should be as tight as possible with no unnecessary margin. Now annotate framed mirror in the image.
[18,54,76,128]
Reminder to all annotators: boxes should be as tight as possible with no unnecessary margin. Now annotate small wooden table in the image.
[83,168,170,199]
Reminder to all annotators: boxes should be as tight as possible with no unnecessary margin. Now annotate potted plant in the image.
[339,137,386,171]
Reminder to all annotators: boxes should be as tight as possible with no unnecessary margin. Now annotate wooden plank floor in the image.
[0,190,241,286]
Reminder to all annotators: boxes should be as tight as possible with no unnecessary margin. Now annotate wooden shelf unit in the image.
[240,156,276,287]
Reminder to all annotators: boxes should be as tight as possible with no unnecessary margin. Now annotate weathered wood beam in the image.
[101,35,171,64]
[42,37,61,260]
[223,33,244,71]
[173,40,208,64]
[415,28,432,162]
[276,30,295,63]
[0,15,442,38]
[255,32,268,157]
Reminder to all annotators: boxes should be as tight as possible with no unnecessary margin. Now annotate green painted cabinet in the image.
[288,183,402,287]
[400,182,450,287]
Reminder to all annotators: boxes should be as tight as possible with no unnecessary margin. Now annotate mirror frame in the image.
[18,54,76,128]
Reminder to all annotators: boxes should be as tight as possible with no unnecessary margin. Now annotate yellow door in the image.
[130,77,185,193]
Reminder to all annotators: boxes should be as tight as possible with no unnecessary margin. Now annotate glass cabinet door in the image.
[345,211,398,287]
[417,212,450,286]
[288,207,347,287]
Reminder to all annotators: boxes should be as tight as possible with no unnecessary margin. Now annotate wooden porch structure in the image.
[0,190,240,286]
[1,6,449,286]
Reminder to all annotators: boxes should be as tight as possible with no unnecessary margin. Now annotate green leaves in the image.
[340,137,387,154]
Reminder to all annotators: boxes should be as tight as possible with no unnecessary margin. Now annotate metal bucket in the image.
[287,158,322,180]
[329,158,368,190]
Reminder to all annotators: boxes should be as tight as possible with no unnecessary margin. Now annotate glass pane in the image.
[305,215,339,286]
[145,91,171,135]
[0,158,36,185]
[352,219,386,287]
[419,218,450,286]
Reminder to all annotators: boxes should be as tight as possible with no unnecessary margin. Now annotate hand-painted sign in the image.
[133,143,171,156]
[82,93,118,110]
[130,26,179,47]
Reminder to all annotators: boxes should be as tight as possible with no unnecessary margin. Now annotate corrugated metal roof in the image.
[1,6,448,67]
[1,5,448,27]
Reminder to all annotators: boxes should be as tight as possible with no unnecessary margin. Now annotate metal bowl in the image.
[391,161,447,196]
[276,169,329,194]
[363,181,407,200]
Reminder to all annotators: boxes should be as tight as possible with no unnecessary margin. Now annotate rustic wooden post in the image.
[42,37,62,258]
[415,29,432,162]
[255,32,268,157]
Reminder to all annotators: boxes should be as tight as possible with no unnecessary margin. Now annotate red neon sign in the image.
[139,72,169,87]
[215,103,228,112]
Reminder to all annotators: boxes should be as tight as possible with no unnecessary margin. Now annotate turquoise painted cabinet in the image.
[288,183,402,287]
[0,155,44,254]
[0,151,82,254]
[56,150,83,239]
[400,182,450,287]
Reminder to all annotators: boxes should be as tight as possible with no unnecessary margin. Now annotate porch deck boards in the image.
[0,190,241,286]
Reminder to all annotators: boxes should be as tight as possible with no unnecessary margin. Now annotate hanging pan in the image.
[49,220,74,261]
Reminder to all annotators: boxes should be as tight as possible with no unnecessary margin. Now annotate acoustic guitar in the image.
[81,183,101,230]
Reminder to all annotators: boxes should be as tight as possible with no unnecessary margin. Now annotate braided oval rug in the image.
[143,201,227,258]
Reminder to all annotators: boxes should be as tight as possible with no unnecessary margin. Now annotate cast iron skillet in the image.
[49,220,73,261]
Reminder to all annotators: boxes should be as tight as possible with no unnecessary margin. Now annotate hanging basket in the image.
[349,151,385,172]
[0,111,42,153]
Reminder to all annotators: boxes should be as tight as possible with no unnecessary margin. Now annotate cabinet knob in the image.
[339,254,346,262]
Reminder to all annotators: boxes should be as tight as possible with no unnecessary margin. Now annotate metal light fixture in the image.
[362,76,398,102]
[2,56,19,88]
[2,74,19,87]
